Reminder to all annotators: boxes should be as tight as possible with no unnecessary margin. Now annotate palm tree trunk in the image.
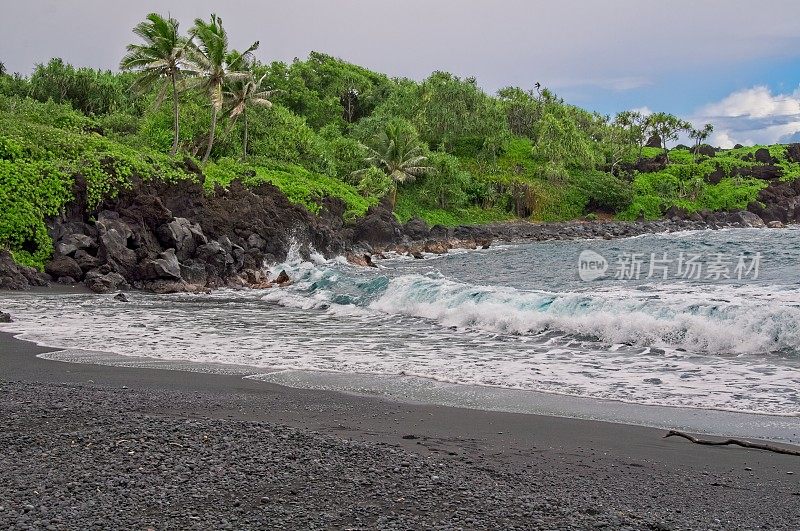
[170,73,180,156]
[390,184,398,210]
[202,105,218,163]
[242,108,248,159]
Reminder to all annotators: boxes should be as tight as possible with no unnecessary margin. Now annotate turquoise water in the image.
[1,227,799,417]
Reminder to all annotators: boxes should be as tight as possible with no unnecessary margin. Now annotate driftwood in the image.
[664,430,800,456]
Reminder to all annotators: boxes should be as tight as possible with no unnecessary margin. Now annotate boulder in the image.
[179,260,208,286]
[56,276,77,285]
[0,312,11,323]
[0,252,49,290]
[429,225,452,240]
[403,217,430,241]
[423,240,450,254]
[156,218,206,261]
[96,215,137,275]
[230,243,246,272]
[733,143,744,149]
[144,249,182,280]
[635,153,668,173]
[54,233,95,257]
[45,255,83,281]
[696,144,716,157]
[241,268,272,287]
[275,270,290,284]
[729,210,766,228]
[705,165,725,185]
[84,270,127,293]
[113,293,129,302]
[786,143,800,163]
[734,165,783,180]
[351,199,403,247]
[196,241,234,276]
[767,220,784,228]
[142,280,190,294]
[754,148,773,164]
[664,205,689,220]
[645,134,662,148]
[73,250,101,272]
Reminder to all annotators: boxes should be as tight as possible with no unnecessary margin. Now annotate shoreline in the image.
[1,330,799,528]
[27,342,800,445]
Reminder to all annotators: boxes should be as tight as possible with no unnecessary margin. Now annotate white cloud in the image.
[700,86,800,119]
[629,106,653,117]
[691,86,800,146]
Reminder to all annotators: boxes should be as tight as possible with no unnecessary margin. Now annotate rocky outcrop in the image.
[748,179,800,223]
[84,270,127,294]
[734,165,783,180]
[44,255,83,282]
[645,134,662,148]
[754,148,774,164]
[727,210,766,228]
[29,177,343,293]
[705,164,725,184]
[0,252,48,290]
[351,198,404,248]
[786,143,800,163]
[696,144,716,157]
[403,217,430,241]
[4,160,795,293]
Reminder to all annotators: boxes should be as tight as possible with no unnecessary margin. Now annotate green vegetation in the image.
[1,11,799,268]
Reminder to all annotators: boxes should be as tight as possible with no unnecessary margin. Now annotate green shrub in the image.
[572,170,632,212]
[205,158,374,220]
[0,159,72,267]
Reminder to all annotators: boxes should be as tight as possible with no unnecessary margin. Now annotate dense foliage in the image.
[1,11,798,268]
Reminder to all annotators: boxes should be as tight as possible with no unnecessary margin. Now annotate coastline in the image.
[29,343,800,445]
[1,331,798,529]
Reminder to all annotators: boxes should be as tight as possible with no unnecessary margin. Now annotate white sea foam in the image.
[368,274,800,355]
[1,229,798,416]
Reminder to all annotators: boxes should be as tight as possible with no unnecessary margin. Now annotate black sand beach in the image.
[1,331,798,530]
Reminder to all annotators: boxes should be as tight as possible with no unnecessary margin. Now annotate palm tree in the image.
[357,120,432,208]
[120,13,188,156]
[689,123,715,160]
[224,62,275,158]
[185,14,258,162]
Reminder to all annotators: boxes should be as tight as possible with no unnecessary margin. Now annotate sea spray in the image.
[2,228,799,415]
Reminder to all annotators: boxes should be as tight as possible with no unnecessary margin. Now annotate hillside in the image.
[1,20,799,273]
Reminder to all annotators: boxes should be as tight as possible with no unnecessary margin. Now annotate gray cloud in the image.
[3,0,800,98]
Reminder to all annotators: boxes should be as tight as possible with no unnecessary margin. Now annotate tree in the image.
[601,110,651,173]
[497,86,539,137]
[186,14,259,162]
[689,123,714,160]
[356,119,432,207]
[532,110,596,180]
[120,13,188,155]
[224,60,275,158]
[420,151,469,208]
[0,62,6,77]
[645,112,691,162]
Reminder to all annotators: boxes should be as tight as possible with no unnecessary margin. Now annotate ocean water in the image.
[1,227,799,419]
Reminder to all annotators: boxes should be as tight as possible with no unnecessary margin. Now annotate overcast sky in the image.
[4,0,800,147]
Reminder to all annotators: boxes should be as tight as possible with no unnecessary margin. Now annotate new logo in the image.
[578,250,608,281]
